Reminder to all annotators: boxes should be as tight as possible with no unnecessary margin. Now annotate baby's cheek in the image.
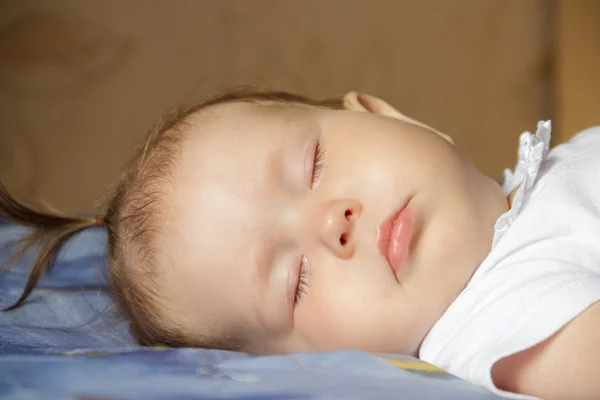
[296,283,385,350]
[296,291,342,346]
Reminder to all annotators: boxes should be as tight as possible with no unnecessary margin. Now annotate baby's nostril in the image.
[345,209,352,220]
[340,233,348,246]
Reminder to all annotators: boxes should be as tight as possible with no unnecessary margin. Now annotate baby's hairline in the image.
[185,96,339,124]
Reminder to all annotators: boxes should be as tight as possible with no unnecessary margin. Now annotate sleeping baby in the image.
[2,89,599,399]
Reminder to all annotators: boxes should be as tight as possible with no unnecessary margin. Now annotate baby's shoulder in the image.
[493,122,600,264]
[567,125,600,146]
[518,124,600,216]
[544,125,600,179]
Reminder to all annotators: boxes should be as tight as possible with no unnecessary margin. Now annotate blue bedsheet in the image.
[0,225,502,399]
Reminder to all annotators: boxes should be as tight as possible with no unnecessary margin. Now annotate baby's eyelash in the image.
[311,140,325,188]
[294,141,322,306]
[294,257,309,306]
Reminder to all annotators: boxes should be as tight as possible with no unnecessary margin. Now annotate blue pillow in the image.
[0,225,134,349]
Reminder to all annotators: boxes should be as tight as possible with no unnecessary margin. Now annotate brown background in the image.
[0,1,597,213]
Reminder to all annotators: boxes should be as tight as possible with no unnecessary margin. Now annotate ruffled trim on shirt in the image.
[492,120,552,247]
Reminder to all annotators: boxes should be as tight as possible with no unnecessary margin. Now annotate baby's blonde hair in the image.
[1,88,342,350]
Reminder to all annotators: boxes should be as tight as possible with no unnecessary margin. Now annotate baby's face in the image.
[159,100,507,355]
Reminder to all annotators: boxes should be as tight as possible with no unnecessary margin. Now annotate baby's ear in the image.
[343,91,407,119]
[342,91,454,145]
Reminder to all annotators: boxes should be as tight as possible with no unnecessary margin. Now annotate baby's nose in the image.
[319,199,362,259]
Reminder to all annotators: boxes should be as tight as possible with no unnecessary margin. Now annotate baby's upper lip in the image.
[378,213,393,257]
[377,201,412,277]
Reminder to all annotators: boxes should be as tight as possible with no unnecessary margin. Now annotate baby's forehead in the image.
[183,100,319,143]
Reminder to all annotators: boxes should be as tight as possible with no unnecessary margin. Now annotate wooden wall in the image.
[556,0,600,142]
[0,0,550,212]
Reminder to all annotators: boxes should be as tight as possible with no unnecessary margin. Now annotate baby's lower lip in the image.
[378,203,413,280]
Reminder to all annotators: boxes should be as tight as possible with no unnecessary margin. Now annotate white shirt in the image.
[419,121,600,399]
